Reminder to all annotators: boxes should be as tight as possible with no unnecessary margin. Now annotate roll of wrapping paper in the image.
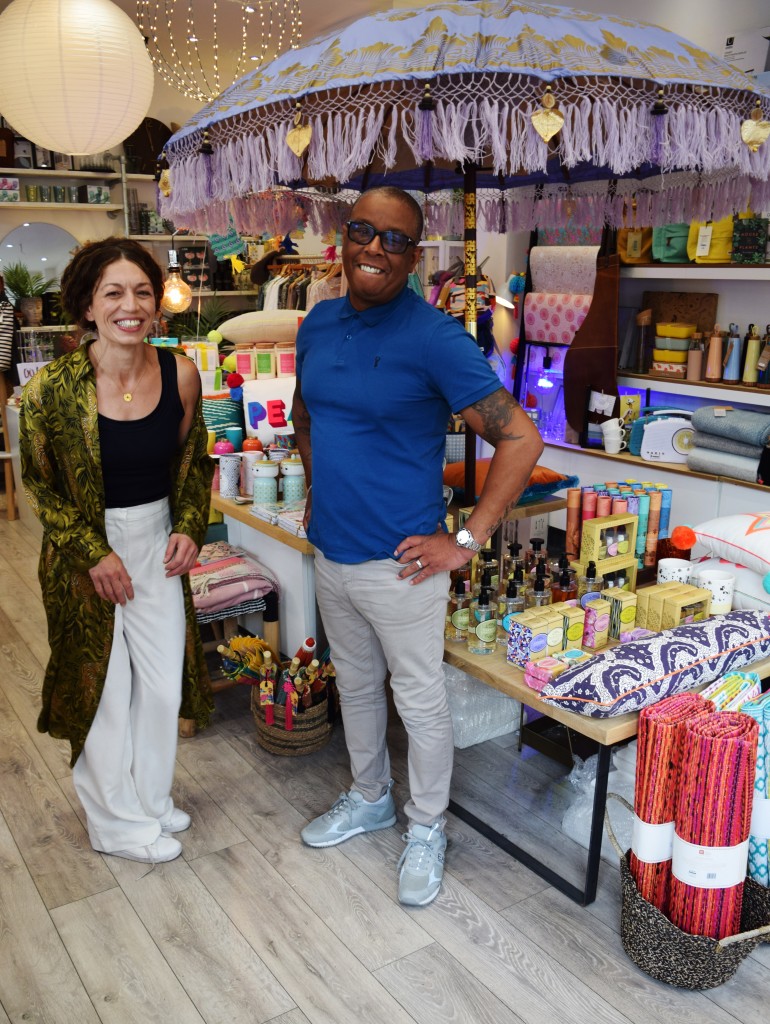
[611,497,628,513]
[566,488,581,559]
[644,490,662,567]
[635,492,650,567]
[739,691,770,886]
[669,712,758,940]
[630,693,715,914]
[657,486,672,540]
[581,488,597,522]
[596,494,612,517]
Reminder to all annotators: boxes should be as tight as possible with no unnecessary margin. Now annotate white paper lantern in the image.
[0,0,154,155]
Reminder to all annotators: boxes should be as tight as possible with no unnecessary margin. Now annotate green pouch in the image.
[651,224,691,263]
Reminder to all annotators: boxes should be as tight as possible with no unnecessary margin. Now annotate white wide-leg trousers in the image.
[72,498,186,852]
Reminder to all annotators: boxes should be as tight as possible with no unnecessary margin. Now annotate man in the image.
[292,186,543,906]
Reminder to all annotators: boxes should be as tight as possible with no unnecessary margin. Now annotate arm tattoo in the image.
[470,388,523,445]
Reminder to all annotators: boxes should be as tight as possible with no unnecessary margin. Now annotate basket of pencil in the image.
[218,635,334,756]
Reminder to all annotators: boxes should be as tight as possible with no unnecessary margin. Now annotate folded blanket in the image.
[686,446,760,483]
[691,406,770,447]
[692,430,764,461]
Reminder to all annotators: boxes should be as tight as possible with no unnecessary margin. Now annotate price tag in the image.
[626,230,643,259]
[696,224,713,257]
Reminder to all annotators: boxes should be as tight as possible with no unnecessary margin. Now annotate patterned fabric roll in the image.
[669,712,758,940]
[630,693,714,915]
[739,691,770,886]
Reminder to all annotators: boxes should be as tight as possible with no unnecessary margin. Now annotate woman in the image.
[20,237,214,864]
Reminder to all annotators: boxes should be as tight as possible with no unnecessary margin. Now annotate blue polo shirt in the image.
[295,286,501,564]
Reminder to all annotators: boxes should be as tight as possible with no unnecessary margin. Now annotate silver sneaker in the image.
[397,819,447,906]
[301,781,397,848]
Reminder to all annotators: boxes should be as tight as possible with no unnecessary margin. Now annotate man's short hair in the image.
[354,186,424,241]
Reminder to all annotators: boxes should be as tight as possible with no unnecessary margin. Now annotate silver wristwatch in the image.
[455,527,482,553]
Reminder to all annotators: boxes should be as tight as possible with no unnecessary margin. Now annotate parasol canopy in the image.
[161,0,770,237]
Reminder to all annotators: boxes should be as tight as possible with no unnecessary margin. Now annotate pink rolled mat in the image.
[630,693,714,915]
[522,292,592,345]
[669,712,758,940]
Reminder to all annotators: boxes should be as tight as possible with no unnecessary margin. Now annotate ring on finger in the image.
[415,558,423,570]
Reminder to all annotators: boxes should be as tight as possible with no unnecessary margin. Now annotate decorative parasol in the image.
[161,0,770,496]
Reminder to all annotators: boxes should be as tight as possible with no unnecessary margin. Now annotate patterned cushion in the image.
[693,512,770,578]
[539,611,770,718]
[202,395,245,440]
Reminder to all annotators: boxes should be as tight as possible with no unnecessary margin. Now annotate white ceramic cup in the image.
[603,436,628,454]
[657,557,692,584]
[601,417,626,433]
[694,569,735,614]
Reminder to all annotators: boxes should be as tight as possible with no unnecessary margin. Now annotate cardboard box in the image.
[602,589,637,640]
[583,598,611,650]
[636,582,679,630]
[77,184,111,204]
[0,175,19,189]
[0,189,20,202]
[660,586,712,631]
[579,513,638,565]
[572,555,638,595]
[646,583,690,633]
[541,609,565,656]
[507,611,549,668]
[555,647,593,668]
[561,605,585,648]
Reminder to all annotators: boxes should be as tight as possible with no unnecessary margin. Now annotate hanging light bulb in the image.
[534,353,555,391]
[161,250,192,314]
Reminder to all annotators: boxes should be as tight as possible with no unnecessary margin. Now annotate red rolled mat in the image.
[630,693,715,915]
[669,712,759,940]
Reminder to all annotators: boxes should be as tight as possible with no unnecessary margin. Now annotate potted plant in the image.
[2,260,57,326]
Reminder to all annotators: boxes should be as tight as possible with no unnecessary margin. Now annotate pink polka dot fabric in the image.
[523,292,592,345]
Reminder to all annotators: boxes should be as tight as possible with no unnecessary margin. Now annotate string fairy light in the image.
[136,0,302,103]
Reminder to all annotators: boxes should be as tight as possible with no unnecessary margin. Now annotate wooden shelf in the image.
[618,373,770,403]
[8,202,122,212]
[211,493,314,554]
[8,168,118,179]
[621,264,770,280]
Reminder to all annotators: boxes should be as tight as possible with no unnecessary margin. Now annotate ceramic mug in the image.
[603,436,628,454]
[601,417,627,434]
[657,557,692,584]
[693,569,735,614]
[225,426,244,451]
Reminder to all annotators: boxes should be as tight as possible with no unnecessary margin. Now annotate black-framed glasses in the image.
[345,219,418,255]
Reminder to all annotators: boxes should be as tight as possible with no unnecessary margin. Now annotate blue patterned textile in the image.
[540,611,770,718]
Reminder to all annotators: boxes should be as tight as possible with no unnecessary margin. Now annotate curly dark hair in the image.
[60,237,164,329]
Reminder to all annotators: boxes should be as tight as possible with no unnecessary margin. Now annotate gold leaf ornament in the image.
[286,101,312,158]
[158,169,172,197]
[741,102,770,153]
[531,86,564,143]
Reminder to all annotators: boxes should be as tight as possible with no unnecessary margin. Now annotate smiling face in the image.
[85,258,158,349]
[342,191,422,311]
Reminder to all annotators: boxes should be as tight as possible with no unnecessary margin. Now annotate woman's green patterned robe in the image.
[19,343,215,765]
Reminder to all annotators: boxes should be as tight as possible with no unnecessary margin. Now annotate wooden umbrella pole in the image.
[463,162,478,508]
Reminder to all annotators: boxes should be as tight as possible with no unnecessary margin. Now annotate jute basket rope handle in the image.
[604,792,770,948]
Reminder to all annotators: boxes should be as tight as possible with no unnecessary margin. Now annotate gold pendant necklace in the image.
[91,343,150,401]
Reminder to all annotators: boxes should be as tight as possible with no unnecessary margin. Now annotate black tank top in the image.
[99,347,185,508]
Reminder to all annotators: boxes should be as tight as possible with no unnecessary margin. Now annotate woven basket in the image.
[250,687,332,756]
[606,795,770,990]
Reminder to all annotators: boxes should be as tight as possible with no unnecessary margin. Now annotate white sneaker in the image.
[109,835,183,864]
[397,820,447,906]
[160,807,192,833]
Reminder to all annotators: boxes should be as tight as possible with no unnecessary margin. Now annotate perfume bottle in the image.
[526,575,551,609]
[467,588,497,655]
[503,540,525,581]
[473,567,493,599]
[497,579,525,646]
[578,561,601,609]
[529,557,552,590]
[525,536,547,572]
[445,577,469,643]
[552,568,577,603]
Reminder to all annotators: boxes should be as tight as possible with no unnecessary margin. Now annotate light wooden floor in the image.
[1,507,769,1024]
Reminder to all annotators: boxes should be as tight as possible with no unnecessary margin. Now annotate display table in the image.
[443,640,770,906]
[210,493,316,657]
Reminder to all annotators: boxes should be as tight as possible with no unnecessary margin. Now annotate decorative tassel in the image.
[416,81,435,163]
[283,681,296,730]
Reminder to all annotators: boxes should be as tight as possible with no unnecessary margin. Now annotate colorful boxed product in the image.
[542,609,565,656]
[583,597,611,650]
[561,605,585,648]
[602,589,637,639]
[645,583,690,632]
[524,656,568,692]
[619,626,656,642]
[659,586,711,630]
[635,582,679,630]
[579,513,638,565]
[0,176,19,190]
[507,612,548,668]
[0,189,20,202]
[571,554,638,594]
[555,647,593,667]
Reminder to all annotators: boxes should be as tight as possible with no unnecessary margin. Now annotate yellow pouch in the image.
[686,216,734,263]
[617,227,653,264]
